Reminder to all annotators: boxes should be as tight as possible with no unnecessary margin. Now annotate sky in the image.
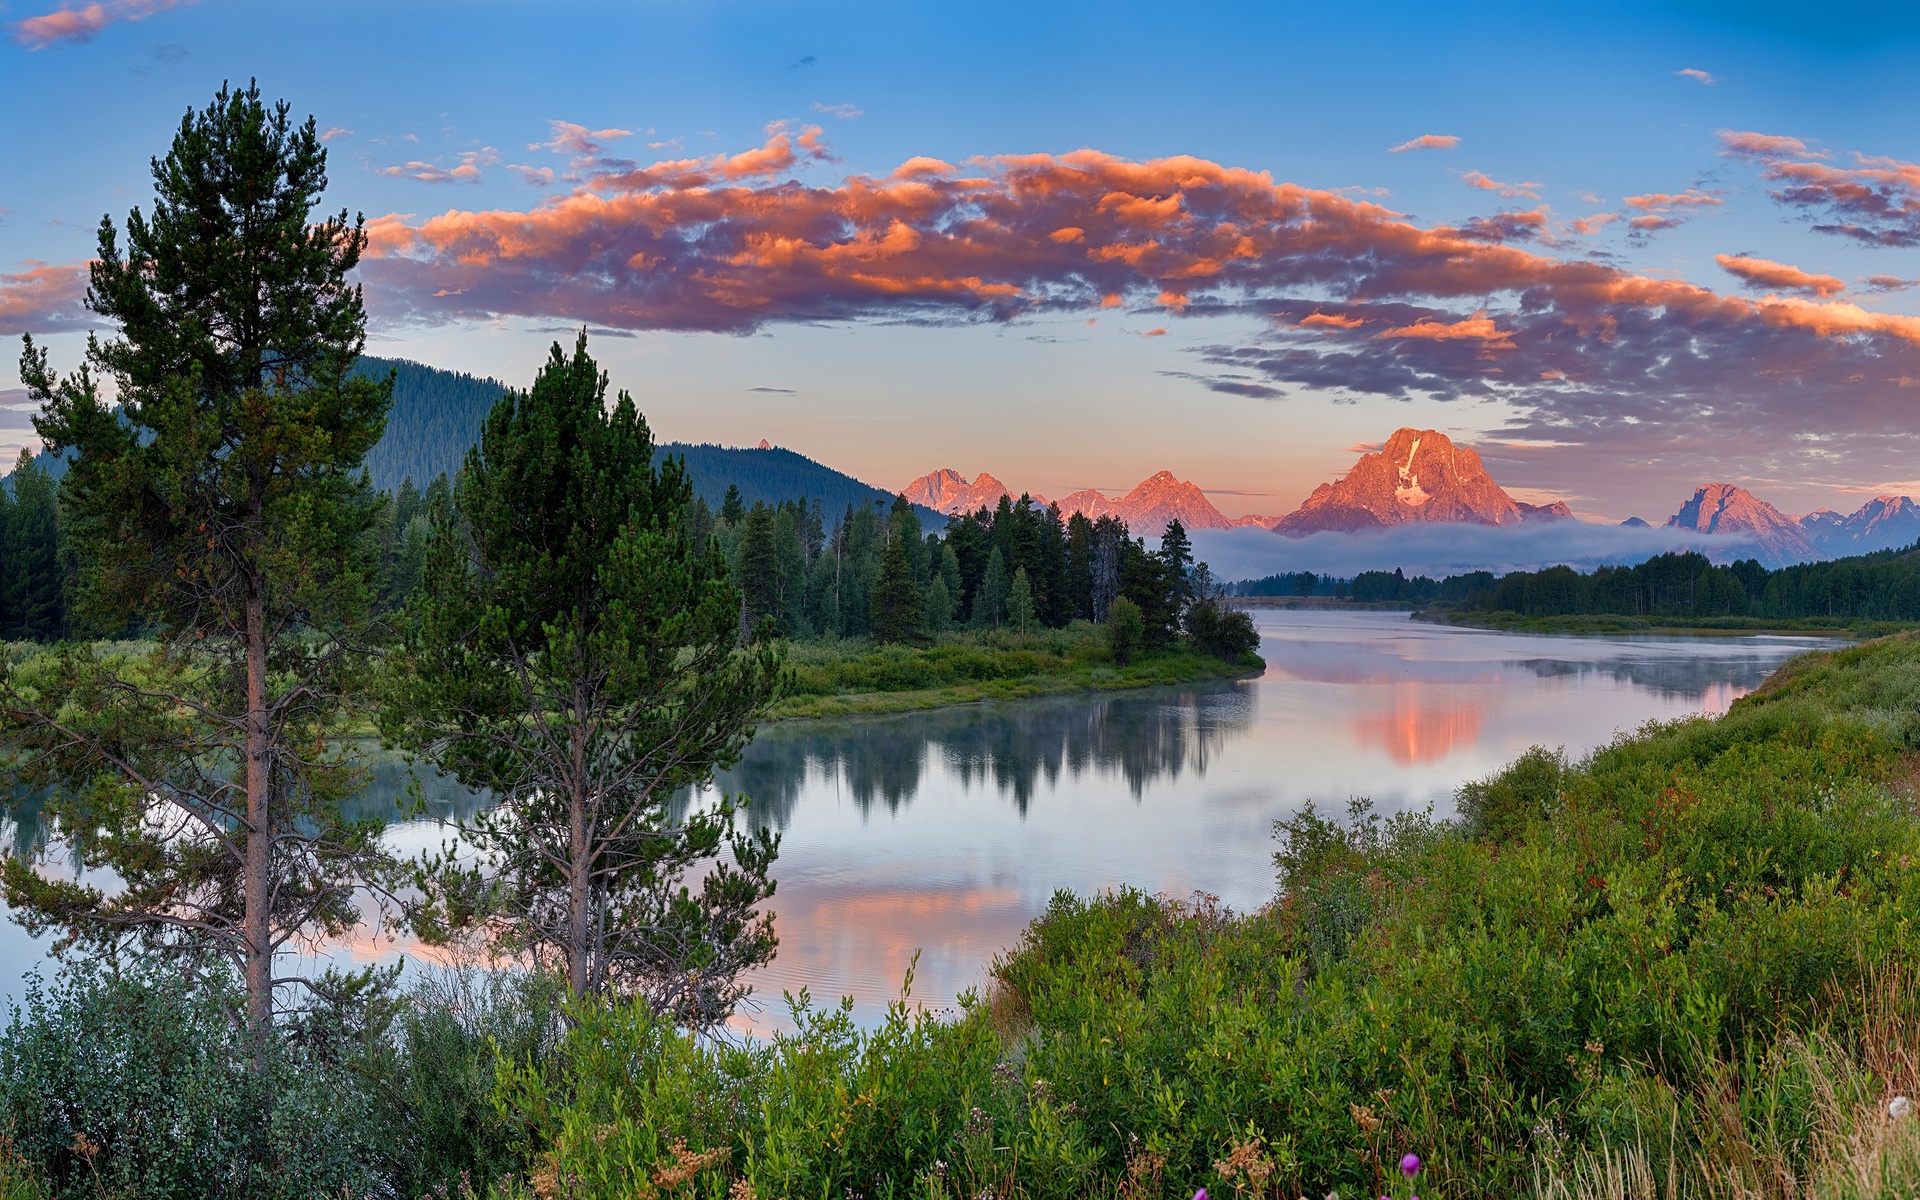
[3,1,1920,523]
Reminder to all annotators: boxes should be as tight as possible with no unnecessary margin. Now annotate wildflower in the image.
[1400,1152,1421,1177]
[1892,1095,1913,1119]
[1194,1190,1208,1200]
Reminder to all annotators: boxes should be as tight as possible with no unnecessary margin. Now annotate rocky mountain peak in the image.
[1273,428,1528,536]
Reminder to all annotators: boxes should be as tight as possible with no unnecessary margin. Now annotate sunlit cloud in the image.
[1721,129,1920,247]
[1388,134,1459,153]
[1674,67,1717,85]
[0,261,92,334]
[320,127,353,142]
[1460,170,1540,199]
[10,0,187,48]
[378,147,499,185]
[1715,254,1846,298]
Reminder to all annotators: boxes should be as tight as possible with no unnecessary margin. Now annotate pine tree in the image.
[4,451,62,640]
[924,574,954,634]
[5,83,394,1035]
[870,512,924,643]
[973,545,1010,627]
[383,334,784,1017]
[738,501,783,636]
[720,484,745,526]
[1008,566,1036,633]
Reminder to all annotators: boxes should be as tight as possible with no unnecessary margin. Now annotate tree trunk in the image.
[568,716,590,996]
[243,582,273,1041]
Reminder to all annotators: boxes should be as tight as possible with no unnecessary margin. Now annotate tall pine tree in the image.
[383,335,784,1018]
[5,83,394,1035]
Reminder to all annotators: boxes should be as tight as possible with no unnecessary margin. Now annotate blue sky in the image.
[5,0,1920,521]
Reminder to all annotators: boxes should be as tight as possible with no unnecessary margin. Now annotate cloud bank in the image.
[0,262,90,334]
[1722,129,1920,247]
[1189,523,1765,583]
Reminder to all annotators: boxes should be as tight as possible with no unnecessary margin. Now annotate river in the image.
[0,610,1828,1030]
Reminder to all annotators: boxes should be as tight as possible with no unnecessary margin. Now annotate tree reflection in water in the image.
[702,681,1257,827]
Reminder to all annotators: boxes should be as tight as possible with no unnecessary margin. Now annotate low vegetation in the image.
[1421,609,1916,638]
[770,622,1264,719]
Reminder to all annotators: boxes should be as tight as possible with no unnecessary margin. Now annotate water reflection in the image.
[715,684,1253,824]
[1354,685,1485,765]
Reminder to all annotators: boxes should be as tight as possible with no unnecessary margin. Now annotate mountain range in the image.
[903,467,1250,537]
[910,428,1920,571]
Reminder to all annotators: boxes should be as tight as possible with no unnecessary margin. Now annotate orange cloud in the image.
[357,138,1920,377]
[1718,130,1826,160]
[1299,312,1365,329]
[1460,171,1540,199]
[1389,134,1460,153]
[1376,314,1515,348]
[1715,254,1846,298]
[1723,132,1920,247]
[1570,213,1618,234]
[530,120,633,157]
[0,261,92,334]
[10,0,185,47]
[1674,68,1717,85]
[1140,327,1168,336]
[1624,189,1721,210]
[379,147,499,185]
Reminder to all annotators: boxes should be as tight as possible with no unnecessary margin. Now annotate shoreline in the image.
[765,650,1264,721]
[1416,608,1899,639]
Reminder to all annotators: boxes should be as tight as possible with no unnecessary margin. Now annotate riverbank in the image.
[1416,607,1913,638]
[768,623,1263,720]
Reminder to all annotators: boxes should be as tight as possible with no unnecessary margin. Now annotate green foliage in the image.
[0,962,386,1200]
[1455,744,1569,843]
[383,334,784,1016]
[974,545,1010,628]
[1107,595,1145,664]
[355,356,507,490]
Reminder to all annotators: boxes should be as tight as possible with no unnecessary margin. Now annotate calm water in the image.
[0,611,1827,1029]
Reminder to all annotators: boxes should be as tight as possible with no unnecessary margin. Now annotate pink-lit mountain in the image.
[1799,496,1920,556]
[1663,484,1820,568]
[901,468,1233,536]
[1272,428,1544,535]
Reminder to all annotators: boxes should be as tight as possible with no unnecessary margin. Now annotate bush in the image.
[0,962,386,1200]
[1107,597,1145,665]
[1454,743,1568,843]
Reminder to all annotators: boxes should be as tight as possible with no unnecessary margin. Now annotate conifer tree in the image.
[973,545,1010,627]
[924,574,954,634]
[1008,566,1036,633]
[720,484,745,526]
[4,451,62,640]
[383,335,784,1017]
[737,501,783,636]
[4,83,395,1036]
[870,505,924,643]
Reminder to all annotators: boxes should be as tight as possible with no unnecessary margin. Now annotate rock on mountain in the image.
[903,468,1022,515]
[1800,496,1920,555]
[1664,484,1821,568]
[1517,500,1575,521]
[1273,428,1526,536]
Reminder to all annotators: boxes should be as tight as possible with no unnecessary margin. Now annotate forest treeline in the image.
[698,486,1257,659]
[1331,546,1920,620]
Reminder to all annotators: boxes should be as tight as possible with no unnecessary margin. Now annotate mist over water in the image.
[0,611,1828,1033]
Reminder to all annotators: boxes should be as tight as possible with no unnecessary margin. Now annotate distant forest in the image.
[1304,548,1920,621]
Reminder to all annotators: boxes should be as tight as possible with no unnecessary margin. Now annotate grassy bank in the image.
[767,622,1264,720]
[1418,608,1915,638]
[8,635,1920,1198]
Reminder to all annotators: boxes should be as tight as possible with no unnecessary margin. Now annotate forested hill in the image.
[666,442,940,526]
[358,357,939,522]
[355,355,506,488]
